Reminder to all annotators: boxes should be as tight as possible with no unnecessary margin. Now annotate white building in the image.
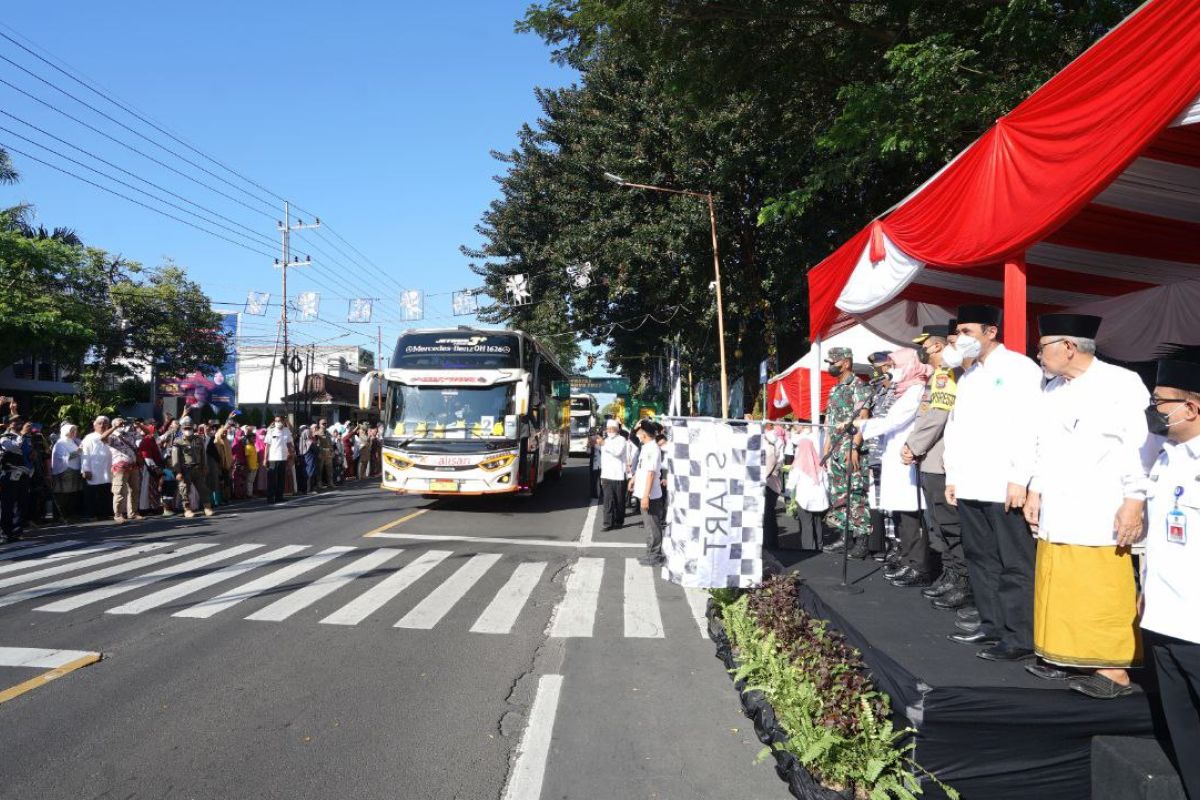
[235,344,377,420]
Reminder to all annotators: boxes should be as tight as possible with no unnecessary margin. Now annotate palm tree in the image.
[0,148,17,185]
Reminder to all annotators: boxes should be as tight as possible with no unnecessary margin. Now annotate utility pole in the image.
[274,201,319,421]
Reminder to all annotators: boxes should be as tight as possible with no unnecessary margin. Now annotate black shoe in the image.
[891,571,933,588]
[637,555,665,567]
[954,618,982,634]
[1025,663,1072,681]
[956,605,980,622]
[977,643,1034,662]
[884,565,915,582]
[948,631,998,646]
[871,550,888,562]
[883,561,910,578]
[847,539,870,560]
[932,587,971,610]
[1068,673,1135,699]
[922,574,955,598]
[600,526,614,532]
[822,538,847,553]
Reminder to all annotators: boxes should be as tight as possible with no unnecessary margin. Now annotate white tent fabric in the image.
[772,324,903,383]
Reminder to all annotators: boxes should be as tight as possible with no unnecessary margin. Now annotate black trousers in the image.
[895,510,929,572]
[922,472,966,581]
[601,478,625,529]
[763,486,780,549]
[643,495,666,557]
[958,499,1035,650]
[1147,630,1200,800]
[589,467,600,499]
[83,481,112,520]
[797,511,822,550]
[266,460,287,503]
[0,476,27,538]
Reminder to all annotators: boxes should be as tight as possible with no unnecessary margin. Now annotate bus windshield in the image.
[386,383,515,438]
[570,416,591,436]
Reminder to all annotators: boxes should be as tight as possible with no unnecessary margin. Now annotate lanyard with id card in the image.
[1167,485,1187,545]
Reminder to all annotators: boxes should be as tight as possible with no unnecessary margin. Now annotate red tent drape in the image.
[765,368,838,421]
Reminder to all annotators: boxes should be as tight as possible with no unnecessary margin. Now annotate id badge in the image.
[1167,509,1187,545]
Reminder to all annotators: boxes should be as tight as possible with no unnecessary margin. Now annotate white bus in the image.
[360,327,570,496]
[568,394,597,456]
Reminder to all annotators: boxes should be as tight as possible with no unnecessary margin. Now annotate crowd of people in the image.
[0,402,383,538]
[589,416,669,568]
[758,304,1199,798]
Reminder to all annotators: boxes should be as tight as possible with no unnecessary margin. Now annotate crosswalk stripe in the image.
[683,588,712,638]
[107,545,310,615]
[623,559,664,638]
[0,540,84,564]
[0,543,115,577]
[0,542,168,591]
[549,557,604,638]
[320,549,452,626]
[395,553,502,629]
[174,546,355,619]
[245,548,401,622]
[470,561,547,634]
[35,544,266,613]
[0,543,216,610]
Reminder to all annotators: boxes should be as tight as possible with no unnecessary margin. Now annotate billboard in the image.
[156,313,239,423]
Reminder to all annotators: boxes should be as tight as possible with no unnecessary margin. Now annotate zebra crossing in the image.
[0,539,712,640]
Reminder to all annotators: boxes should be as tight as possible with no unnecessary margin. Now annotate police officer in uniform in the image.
[1142,359,1200,799]
[170,417,213,518]
[903,324,970,607]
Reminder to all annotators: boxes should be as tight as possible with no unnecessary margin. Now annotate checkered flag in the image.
[662,417,764,588]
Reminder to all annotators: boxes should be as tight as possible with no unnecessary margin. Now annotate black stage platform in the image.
[775,549,1182,800]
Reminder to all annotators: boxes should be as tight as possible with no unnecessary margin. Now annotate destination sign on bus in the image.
[392,332,520,370]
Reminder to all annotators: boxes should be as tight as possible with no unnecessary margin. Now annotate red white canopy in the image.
[808,0,1200,351]
[766,324,900,420]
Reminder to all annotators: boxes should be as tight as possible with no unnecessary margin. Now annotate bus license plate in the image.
[430,480,458,492]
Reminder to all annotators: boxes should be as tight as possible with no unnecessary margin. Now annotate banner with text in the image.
[663,417,764,588]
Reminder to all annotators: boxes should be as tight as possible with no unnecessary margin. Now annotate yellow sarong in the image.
[1033,540,1142,668]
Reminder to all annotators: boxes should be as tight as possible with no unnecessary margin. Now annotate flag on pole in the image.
[245,291,270,316]
[347,298,374,323]
[295,291,319,321]
[452,290,479,316]
[505,273,531,305]
[401,289,424,322]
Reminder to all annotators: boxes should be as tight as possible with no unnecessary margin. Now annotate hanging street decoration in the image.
[347,298,374,323]
[295,291,320,322]
[401,289,424,322]
[245,291,270,317]
[452,290,479,316]
[505,273,531,305]
[567,261,593,289]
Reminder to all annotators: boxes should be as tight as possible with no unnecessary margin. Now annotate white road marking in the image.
[683,587,711,638]
[0,647,99,669]
[245,548,401,622]
[500,673,564,800]
[107,545,310,615]
[577,499,598,545]
[0,543,115,577]
[35,544,265,613]
[365,532,638,549]
[470,561,546,634]
[549,557,604,638]
[622,558,664,638]
[396,553,502,629]
[320,549,451,626]
[0,543,215,610]
[0,542,151,589]
[0,540,84,563]
[174,546,354,619]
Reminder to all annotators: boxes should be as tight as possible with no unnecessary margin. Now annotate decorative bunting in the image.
[295,291,319,322]
[452,290,479,316]
[505,273,531,305]
[245,291,270,317]
[347,298,374,323]
[401,289,424,322]
[567,261,593,289]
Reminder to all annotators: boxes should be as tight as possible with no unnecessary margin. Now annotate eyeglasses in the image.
[1151,396,1189,407]
[1036,338,1069,354]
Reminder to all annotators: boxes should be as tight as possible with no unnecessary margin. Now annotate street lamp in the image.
[603,171,730,419]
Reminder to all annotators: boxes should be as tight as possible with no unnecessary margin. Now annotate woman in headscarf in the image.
[857,348,934,585]
[50,422,83,519]
[254,427,269,495]
[137,420,165,516]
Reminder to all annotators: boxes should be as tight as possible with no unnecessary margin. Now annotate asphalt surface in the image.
[0,460,784,800]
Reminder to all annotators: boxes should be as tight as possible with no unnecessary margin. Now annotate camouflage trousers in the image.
[823,450,870,540]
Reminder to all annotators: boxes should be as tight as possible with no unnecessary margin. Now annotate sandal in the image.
[1068,673,1134,699]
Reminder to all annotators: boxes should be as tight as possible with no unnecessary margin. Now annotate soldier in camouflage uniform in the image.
[822,346,873,554]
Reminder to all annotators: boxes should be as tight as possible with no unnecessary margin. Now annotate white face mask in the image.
[941,343,964,369]
[955,334,982,359]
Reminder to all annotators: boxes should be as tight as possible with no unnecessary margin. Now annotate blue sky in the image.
[0,1,575,361]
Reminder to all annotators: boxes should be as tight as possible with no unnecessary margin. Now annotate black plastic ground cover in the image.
[706,599,851,800]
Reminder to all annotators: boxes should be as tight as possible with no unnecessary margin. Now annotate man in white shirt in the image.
[1140,359,1200,799]
[632,419,666,567]
[80,415,114,521]
[599,419,628,530]
[943,304,1043,661]
[265,414,293,504]
[1023,314,1154,696]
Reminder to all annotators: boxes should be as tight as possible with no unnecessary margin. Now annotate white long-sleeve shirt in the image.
[1029,358,1157,547]
[943,344,1043,503]
[859,383,923,512]
[79,431,112,486]
[599,434,628,480]
[1142,435,1200,644]
[51,437,81,475]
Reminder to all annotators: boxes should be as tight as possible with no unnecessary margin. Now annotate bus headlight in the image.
[478,453,517,472]
[384,452,416,471]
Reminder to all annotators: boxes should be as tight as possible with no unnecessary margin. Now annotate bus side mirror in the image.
[359,371,381,411]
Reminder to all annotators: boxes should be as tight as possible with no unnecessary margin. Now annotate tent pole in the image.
[810,337,823,450]
[1004,254,1028,354]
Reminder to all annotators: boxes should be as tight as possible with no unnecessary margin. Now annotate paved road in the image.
[0,460,783,800]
